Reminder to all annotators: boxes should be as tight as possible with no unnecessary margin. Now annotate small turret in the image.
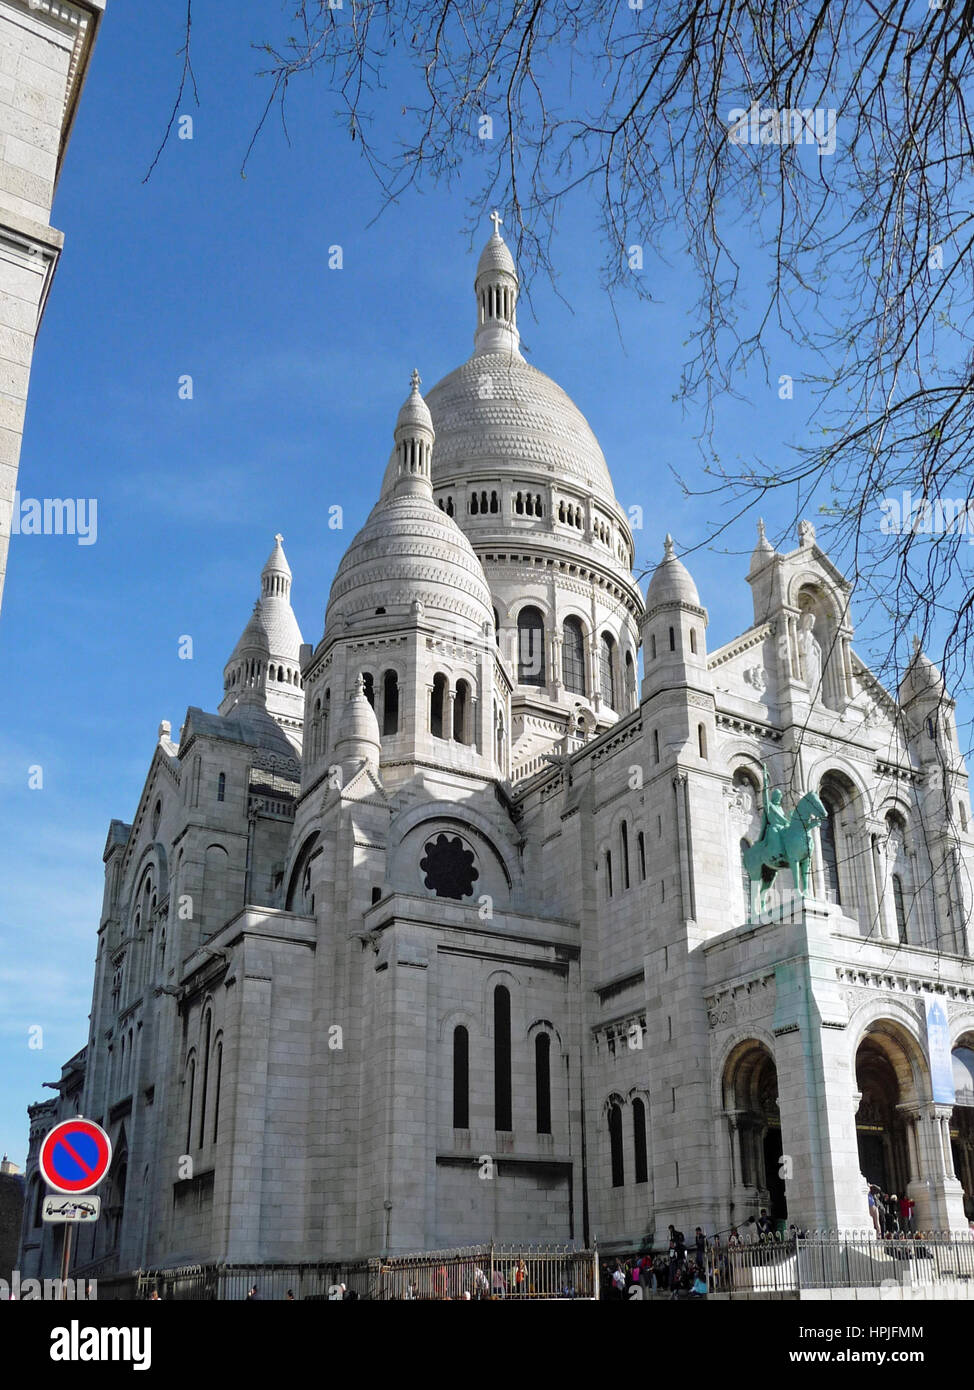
[473,210,521,358]
[641,534,709,699]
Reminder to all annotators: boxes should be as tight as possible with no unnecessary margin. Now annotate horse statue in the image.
[741,768,828,917]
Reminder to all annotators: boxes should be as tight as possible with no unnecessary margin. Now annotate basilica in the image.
[19,219,974,1285]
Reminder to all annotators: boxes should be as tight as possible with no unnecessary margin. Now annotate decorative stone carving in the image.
[743,665,768,694]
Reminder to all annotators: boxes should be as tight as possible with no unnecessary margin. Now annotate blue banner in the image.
[924,995,955,1105]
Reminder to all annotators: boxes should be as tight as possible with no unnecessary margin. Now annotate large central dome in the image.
[425,351,617,506]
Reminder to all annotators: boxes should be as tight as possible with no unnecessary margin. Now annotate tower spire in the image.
[473,211,521,358]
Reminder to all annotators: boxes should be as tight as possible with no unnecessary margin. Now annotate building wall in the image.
[0,0,102,613]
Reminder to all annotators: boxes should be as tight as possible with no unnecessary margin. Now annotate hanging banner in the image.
[924,995,955,1105]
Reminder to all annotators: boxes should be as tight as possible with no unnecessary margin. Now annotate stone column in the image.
[899,1100,968,1233]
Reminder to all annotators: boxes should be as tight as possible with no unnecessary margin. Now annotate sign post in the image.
[38,1118,112,1296]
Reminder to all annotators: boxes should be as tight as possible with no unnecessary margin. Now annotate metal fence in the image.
[708,1230,974,1294]
[373,1243,596,1300]
[134,1243,598,1301]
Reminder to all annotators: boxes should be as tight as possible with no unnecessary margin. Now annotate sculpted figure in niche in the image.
[798,612,823,699]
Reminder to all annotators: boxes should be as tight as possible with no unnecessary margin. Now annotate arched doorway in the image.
[854,1026,922,1196]
[950,1036,974,1219]
[722,1041,787,1223]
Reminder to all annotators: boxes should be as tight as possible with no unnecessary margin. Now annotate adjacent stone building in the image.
[0,0,104,612]
[19,221,974,1288]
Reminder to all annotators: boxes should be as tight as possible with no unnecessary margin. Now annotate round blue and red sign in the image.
[39,1119,112,1194]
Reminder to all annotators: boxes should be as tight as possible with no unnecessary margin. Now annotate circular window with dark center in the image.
[420,833,479,900]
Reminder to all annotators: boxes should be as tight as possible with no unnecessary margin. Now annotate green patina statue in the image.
[741,766,828,917]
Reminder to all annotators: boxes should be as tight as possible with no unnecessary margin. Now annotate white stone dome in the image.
[476,231,517,280]
[645,535,702,611]
[424,352,618,506]
[326,495,493,635]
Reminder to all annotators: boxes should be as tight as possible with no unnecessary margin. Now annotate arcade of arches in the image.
[722,1026,974,1230]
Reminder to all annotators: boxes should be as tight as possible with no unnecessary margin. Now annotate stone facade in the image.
[18,225,974,1283]
[0,0,103,613]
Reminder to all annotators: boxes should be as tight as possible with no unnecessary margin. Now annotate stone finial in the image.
[663,533,675,559]
[798,518,816,548]
[158,720,171,743]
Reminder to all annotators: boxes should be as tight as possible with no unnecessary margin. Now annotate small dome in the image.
[229,595,303,661]
[326,494,494,636]
[336,676,382,767]
[645,534,701,610]
[477,231,517,281]
[396,369,434,436]
[328,379,494,638]
[899,636,946,707]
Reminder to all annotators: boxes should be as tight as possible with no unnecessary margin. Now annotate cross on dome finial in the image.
[489,209,503,237]
[410,367,421,392]
[274,532,283,545]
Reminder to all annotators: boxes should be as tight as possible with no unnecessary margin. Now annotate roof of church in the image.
[225,536,303,670]
[183,705,300,760]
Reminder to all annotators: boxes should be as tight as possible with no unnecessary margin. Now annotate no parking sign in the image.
[39,1118,112,1195]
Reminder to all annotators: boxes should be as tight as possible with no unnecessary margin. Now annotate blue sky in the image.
[0,4,969,1165]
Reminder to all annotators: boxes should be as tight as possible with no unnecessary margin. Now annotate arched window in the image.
[562,617,586,695]
[470,492,479,514]
[609,1101,625,1187]
[431,674,447,739]
[199,1011,212,1147]
[600,633,617,709]
[490,491,499,513]
[212,1039,223,1143]
[892,873,908,943]
[653,729,660,764]
[625,650,635,707]
[32,1176,43,1227]
[185,1057,196,1153]
[621,821,630,890]
[740,838,751,915]
[453,1026,469,1129]
[605,849,613,898]
[382,670,399,736]
[362,672,375,708]
[493,608,500,645]
[650,633,657,660]
[454,679,470,743]
[669,626,675,651]
[637,831,646,881]
[820,795,841,903]
[632,1098,648,1184]
[535,1033,551,1134]
[494,986,512,1130]
[690,629,698,655]
[217,772,225,803]
[517,607,545,686]
[698,724,707,759]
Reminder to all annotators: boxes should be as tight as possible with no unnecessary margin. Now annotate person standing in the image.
[899,1193,915,1235]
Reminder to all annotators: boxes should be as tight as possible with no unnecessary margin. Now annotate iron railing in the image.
[707,1230,974,1294]
[134,1243,598,1301]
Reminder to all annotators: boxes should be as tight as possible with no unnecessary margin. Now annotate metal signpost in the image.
[38,1117,112,1294]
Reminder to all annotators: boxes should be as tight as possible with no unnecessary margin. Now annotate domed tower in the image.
[641,535,710,699]
[390,213,644,780]
[899,637,958,766]
[219,535,305,749]
[301,372,508,794]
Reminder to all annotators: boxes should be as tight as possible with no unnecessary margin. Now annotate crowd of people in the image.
[865,1183,915,1237]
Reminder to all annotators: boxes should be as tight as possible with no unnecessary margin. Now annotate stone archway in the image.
[722,1040,787,1224]
[855,1034,913,1195]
